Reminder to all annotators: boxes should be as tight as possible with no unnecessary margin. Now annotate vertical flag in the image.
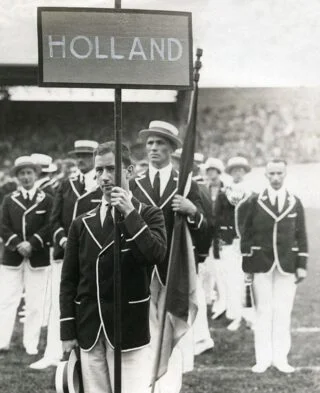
[151,49,203,388]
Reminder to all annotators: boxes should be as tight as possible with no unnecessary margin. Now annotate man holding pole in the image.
[60,141,167,393]
[131,121,207,392]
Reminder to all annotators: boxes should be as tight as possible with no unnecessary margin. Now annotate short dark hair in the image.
[94,141,132,167]
[267,158,287,166]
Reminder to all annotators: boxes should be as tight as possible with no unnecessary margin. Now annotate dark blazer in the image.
[72,186,102,220]
[237,189,308,274]
[0,189,53,268]
[51,175,86,260]
[60,197,167,351]
[37,176,56,197]
[130,168,207,285]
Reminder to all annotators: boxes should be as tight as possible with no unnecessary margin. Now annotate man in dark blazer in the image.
[238,159,308,374]
[0,156,52,355]
[60,141,166,393]
[131,121,207,393]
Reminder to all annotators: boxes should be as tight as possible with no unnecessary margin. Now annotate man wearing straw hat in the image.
[60,141,167,393]
[0,156,53,355]
[214,156,251,331]
[131,120,207,393]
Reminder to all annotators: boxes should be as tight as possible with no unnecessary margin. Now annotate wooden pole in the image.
[114,1,122,393]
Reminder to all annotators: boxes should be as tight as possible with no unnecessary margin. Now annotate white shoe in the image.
[251,363,270,373]
[273,363,295,373]
[26,348,38,356]
[194,339,214,356]
[29,357,60,369]
[227,318,241,331]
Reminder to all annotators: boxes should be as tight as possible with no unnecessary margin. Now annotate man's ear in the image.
[126,165,134,179]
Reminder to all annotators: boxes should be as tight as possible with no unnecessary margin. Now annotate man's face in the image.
[95,152,133,198]
[75,153,93,174]
[17,167,37,190]
[230,167,246,183]
[146,136,174,168]
[206,168,220,183]
[265,162,287,190]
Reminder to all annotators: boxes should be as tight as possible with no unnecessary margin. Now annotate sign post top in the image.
[37,7,193,90]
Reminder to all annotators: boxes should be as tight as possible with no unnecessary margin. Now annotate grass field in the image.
[0,208,319,393]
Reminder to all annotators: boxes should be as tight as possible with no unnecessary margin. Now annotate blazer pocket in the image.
[35,210,46,214]
[128,295,150,304]
[288,213,297,218]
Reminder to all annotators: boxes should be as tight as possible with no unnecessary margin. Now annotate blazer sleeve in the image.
[118,205,167,266]
[29,195,53,250]
[186,180,207,232]
[238,195,256,255]
[295,198,308,270]
[0,195,22,251]
[50,182,67,247]
[60,219,80,341]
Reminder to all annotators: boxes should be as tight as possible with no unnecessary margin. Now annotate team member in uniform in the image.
[30,140,98,369]
[32,153,58,196]
[60,141,166,393]
[131,121,207,393]
[238,159,308,373]
[214,156,251,331]
[0,156,52,355]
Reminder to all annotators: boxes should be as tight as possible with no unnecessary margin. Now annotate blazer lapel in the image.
[82,207,103,249]
[158,170,178,209]
[11,191,27,211]
[277,192,296,222]
[69,177,85,198]
[135,171,157,206]
[257,189,278,220]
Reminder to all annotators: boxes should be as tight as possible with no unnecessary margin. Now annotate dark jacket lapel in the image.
[82,206,104,249]
[11,191,27,210]
[135,170,157,206]
[158,169,178,208]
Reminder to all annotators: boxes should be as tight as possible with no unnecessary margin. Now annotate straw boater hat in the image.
[139,121,182,150]
[68,140,98,156]
[12,156,41,176]
[31,153,57,173]
[225,156,251,174]
[204,157,225,174]
[55,348,84,393]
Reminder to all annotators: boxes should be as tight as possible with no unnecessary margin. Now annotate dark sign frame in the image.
[37,7,193,90]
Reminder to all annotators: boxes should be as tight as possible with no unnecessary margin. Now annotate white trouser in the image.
[80,332,151,393]
[211,256,227,313]
[198,251,216,305]
[44,260,63,360]
[149,274,184,393]
[0,262,48,352]
[220,240,243,320]
[193,275,214,350]
[253,267,296,366]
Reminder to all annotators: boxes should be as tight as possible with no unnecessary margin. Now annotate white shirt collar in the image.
[149,163,173,197]
[267,185,287,212]
[19,185,38,201]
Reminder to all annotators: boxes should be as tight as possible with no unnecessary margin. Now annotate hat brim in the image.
[68,149,96,156]
[12,163,41,177]
[42,164,58,173]
[55,348,83,393]
[225,164,251,174]
[205,166,222,174]
[139,129,182,149]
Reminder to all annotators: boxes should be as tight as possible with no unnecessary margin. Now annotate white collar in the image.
[267,185,287,211]
[149,163,173,196]
[19,185,38,201]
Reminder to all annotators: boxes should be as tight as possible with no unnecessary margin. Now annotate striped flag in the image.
[151,56,201,387]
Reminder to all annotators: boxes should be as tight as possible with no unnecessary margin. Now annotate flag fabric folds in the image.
[151,78,200,385]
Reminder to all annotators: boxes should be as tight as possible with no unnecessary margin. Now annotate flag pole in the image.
[150,48,203,393]
[114,1,122,393]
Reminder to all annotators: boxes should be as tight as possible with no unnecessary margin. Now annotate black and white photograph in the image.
[0,1,319,392]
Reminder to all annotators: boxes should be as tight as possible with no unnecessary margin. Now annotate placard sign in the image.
[37,8,193,89]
